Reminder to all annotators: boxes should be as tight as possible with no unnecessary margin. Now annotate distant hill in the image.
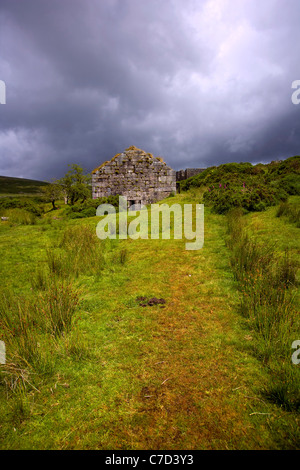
[0,175,49,196]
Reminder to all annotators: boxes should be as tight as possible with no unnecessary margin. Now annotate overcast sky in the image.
[0,0,299,181]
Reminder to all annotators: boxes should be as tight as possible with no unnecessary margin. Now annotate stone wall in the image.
[92,146,176,205]
[176,168,206,181]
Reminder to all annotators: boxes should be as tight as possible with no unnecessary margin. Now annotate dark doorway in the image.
[128,199,141,210]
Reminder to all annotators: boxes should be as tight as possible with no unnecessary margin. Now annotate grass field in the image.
[0,191,299,449]
[0,175,48,196]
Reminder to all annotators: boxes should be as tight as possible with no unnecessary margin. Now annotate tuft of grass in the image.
[0,289,55,386]
[0,277,80,395]
[262,365,300,412]
[276,201,300,227]
[59,225,105,277]
[35,278,80,337]
[44,225,105,279]
[62,328,92,361]
[31,267,49,290]
[226,207,300,411]
[273,250,299,288]
[119,247,128,265]
[4,208,36,225]
[46,248,68,278]
[8,391,31,424]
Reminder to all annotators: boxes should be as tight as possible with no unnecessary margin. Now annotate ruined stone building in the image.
[176,168,206,181]
[92,146,176,207]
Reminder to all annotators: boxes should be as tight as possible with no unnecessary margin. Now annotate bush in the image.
[0,197,44,217]
[67,211,85,219]
[180,156,300,213]
[81,207,96,218]
[64,196,120,219]
[278,174,300,195]
[203,183,288,214]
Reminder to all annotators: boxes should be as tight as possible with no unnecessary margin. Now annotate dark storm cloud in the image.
[0,0,299,180]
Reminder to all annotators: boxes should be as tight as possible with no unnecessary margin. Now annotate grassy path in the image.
[0,199,299,449]
[81,212,274,450]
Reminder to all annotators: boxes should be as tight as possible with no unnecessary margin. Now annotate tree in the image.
[41,182,63,210]
[59,164,91,205]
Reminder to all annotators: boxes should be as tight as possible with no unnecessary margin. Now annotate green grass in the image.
[0,192,299,449]
[0,175,48,196]
[226,203,300,413]
[276,198,300,227]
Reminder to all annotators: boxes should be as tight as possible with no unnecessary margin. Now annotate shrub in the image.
[81,207,96,218]
[180,156,300,214]
[0,197,44,217]
[203,183,288,214]
[278,174,300,195]
[67,211,85,219]
[64,195,120,219]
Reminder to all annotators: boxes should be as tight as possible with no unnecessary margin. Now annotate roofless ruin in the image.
[92,146,177,208]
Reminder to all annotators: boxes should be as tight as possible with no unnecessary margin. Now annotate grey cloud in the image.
[0,0,299,180]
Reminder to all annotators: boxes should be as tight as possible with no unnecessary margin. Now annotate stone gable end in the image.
[92,146,176,205]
